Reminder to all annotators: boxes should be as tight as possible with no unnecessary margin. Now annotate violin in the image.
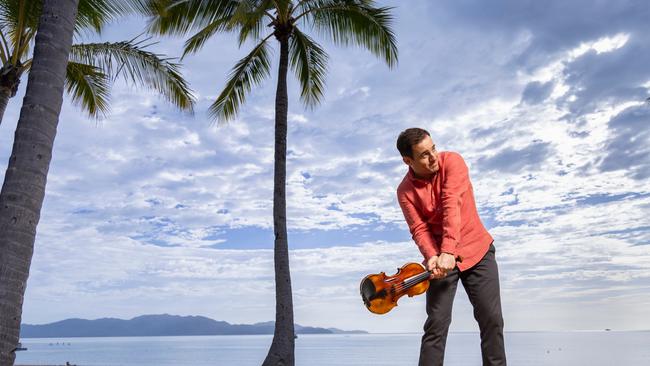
[360,257,461,314]
[360,262,431,314]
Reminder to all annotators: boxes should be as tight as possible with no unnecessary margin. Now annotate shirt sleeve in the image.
[440,152,469,255]
[397,189,440,260]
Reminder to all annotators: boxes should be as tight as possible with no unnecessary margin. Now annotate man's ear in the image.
[402,156,412,166]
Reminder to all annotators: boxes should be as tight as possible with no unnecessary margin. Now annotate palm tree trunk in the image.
[0,1,79,365]
[0,62,24,127]
[0,88,12,127]
[262,35,295,366]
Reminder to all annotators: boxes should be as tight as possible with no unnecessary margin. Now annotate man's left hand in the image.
[436,253,456,274]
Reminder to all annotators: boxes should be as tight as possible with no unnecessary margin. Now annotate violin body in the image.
[360,262,430,314]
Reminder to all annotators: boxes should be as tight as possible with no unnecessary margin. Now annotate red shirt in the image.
[397,151,493,271]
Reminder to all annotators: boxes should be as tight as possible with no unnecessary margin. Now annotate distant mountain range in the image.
[20,314,367,338]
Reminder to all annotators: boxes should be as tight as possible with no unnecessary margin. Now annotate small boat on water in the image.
[15,342,27,351]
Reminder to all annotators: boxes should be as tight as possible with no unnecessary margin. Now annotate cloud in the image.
[1,1,649,332]
[560,36,650,117]
[427,0,650,69]
[521,81,554,104]
[599,105,650,179]
[477,142,552,173]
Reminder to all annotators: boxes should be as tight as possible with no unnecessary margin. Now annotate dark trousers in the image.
[418,244,506,366]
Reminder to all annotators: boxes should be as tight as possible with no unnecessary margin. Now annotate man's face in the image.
[403,135,439,178]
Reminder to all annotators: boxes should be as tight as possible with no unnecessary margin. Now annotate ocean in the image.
[15,331,650,365]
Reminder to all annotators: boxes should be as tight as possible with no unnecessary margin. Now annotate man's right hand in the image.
[426,256,446,279]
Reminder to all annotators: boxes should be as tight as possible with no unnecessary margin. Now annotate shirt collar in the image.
[407,167,435,187]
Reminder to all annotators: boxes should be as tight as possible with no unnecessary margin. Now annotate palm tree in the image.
[0,0,195,127]
[141,1,397,364]
[0,1,195,363]
[0,0,80,364]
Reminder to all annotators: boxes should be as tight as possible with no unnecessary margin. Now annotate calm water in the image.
[15,332,650,366]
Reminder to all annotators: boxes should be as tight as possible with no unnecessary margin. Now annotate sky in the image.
[1,0,649,333]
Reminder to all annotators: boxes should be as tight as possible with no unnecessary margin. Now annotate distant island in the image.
[20,314,367,338]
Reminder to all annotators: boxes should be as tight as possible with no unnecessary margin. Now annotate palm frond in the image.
[144,0,239,36]
[209,35,272,122]
[0,0,39,60]
[272,0,292,22]
[181,18,230,58]
[228,0,274,46]
[297,0,398,67]
[65,61,111,117]
[294,0,375,16]
[69,39,195,112]
[0,0,147,35]
[0,0,41,33]
[290,27,327,108]
[76,0,153,33]
[0,28,9,63]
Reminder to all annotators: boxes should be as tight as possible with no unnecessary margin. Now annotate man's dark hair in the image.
[396,128,431,158]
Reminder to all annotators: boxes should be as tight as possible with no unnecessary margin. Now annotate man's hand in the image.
[436,253,456,274]
[426,256,446,279]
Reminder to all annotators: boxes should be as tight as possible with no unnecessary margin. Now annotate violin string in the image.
[399,273,427,288]
[392,271,431,293]
[384,270,432,295]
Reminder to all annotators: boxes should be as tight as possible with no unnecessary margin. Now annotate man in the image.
[396,128,506,366]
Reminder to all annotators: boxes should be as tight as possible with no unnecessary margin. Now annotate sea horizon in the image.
[21,313,649,337]
[20,329,650,338]
[16,331,650,366]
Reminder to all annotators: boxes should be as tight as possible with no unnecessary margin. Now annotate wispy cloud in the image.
[1,0,648,332]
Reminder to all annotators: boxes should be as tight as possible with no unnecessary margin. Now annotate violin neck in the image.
[402,271,431,290]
